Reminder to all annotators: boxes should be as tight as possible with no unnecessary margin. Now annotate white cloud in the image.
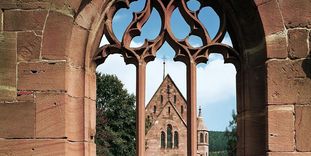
[99,35,109,47]
[96,54,136,95]
[221,35,233,47]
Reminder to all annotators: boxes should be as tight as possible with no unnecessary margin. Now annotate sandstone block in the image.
[268,105,294,151]
[0,139,67,155]
[67,25,88,67]
[85,98,96,141]
[42,11,73,60]
[17,31,41,61]
[0,102,35,138]
[4,10,47,31]
[258,0,284,35]
[288,29,309,59]
[66,67,85,98]
[35,92,66,138]
[66,96,84,141]
[268,152,311,156]
[295,105,311,151]
[279,0,311,28]
[267,59,311,105]
[266,32,287,58]
[0,32,17,101]
[18,62,66,91]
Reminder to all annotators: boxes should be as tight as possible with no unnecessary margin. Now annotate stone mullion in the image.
[186,62,197,156]
[136,61,146,156]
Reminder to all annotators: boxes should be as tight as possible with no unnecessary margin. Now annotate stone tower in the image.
[197,107,209,156]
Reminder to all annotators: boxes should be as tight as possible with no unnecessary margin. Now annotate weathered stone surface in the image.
[42,11,73,60]
[288,29,309,59]
[66,96,84,141]
[268,152,311,156]
[279,0,311,28]
[0,32,16,101]
[0,139,67,155]
[4,10,47,31]
[18,62,66,91]
[268,105,294,151]
[266,31,287,58]
[0,10,3,30]
[84,98,96,141]
[66,67,85,98]
[257,0,284,35]
[85,71,96,100]
[0,102,35,138]
[267,59,311,105]
[67,25,88,67]
[17,31,42,61]
[35,92,66,138]
[17,91,34,102]
[295,105,311,151]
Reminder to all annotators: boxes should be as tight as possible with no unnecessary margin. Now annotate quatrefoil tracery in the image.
[95,0,240,67]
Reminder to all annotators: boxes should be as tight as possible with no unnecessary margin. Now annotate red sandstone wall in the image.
[0,0,310,156]
[256,0,311,155]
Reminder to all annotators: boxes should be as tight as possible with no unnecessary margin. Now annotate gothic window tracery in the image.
[97,0,241,155]
[174,131,179,148]
[161,131,166,148]
[167,124,173,148]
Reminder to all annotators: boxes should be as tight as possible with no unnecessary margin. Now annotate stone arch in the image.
[1,0,310,156]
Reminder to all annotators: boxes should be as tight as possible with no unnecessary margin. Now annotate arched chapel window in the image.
[174,131,179,148]
[181,105,183,114]
[205,133,208,143]
[154,105,157,113]
[167,124,173,148]
[200,133,204,143]
[160,95,163,104]
[161,131,165,148]
[174,95,177,104]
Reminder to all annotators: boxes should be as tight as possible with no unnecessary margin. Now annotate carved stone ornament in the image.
[95,0,240,67]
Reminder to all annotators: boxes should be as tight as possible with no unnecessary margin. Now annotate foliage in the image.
[225,110,237,156]
[96,73,136,156]
[209,131,228,152]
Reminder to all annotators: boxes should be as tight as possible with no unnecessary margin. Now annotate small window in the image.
[161,131,165,148]
[200,133,204,143]
[167,125,173,148]
[174,131,179,148]
[168,107,171,115]
[205,133,208,143]
[181,105,183,114]
[154,105,157,113]
[174,95,176,104]
[160,95,163,104]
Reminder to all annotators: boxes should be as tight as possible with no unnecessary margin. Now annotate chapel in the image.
[145,74,209,156]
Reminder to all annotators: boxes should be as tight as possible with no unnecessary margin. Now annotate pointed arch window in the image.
[174,95,177,104]
[154,105,157,113]
[205,133,208,143]
[167,124,173,148]
[174,131,179,148]
[181,105,184,114]
[200,133,204,143]
[98,0,241,155]
[161,131,165,148]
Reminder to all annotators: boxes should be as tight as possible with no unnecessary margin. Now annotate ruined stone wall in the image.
[255,0,311,155]
[0,0,310,156]
[0,0,108,155]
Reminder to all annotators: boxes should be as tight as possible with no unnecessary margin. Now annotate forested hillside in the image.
[209,131,228,156]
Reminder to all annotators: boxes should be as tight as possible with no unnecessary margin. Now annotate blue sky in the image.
[97,0,236,131]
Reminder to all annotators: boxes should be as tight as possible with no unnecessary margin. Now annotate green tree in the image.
[96,73,136,156]
[225,110,237,156]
